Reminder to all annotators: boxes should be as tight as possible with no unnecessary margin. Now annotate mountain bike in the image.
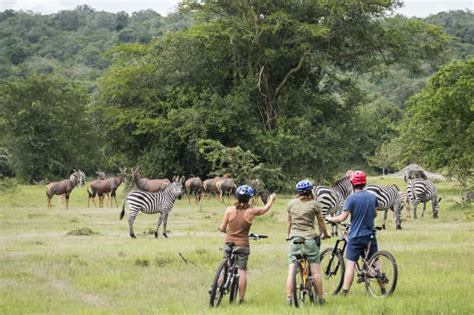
[288,236,322,307]
[209,233,268,307]
[320,223,398,298]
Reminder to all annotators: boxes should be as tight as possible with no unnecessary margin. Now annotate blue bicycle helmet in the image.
[295,180,313,193]
[235,185,255,202]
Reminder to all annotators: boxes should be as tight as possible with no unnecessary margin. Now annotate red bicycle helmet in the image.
[350,171,367,185]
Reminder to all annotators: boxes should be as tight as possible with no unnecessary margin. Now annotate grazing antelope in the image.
[216,178,236,203]
[130,167,170,192]
[88,167,127,208]
[203,176,223,200]
[185,176,203,204]
[121,176,185,238]
[46,169,83,209]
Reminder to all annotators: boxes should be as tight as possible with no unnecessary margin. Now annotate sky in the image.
[0,0,473,17]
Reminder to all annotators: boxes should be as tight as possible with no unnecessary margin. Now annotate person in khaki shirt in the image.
[286,179,330,305]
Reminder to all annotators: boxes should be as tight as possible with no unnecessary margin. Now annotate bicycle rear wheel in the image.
[320,248,345,295]
[292,262,305,307]
[209,261,228,307]
[365,250,398,298]
[229,269,239,304]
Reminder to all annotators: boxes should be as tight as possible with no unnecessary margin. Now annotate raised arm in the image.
[248,193,277,217]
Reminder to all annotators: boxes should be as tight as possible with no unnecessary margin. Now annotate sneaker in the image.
[286,296,292,306]
[318,298,326,305]
[239,299,245,305]
[380,288,387,295]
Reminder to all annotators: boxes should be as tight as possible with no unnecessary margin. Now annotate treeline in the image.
[0,2,472,191]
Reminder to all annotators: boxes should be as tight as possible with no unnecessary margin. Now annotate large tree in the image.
[0,75,96,182]
[379,59,474,189]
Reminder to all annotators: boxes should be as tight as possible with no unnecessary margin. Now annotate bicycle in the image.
[287,236,322,307]
[320,223,398,298]
[209,233,268,307]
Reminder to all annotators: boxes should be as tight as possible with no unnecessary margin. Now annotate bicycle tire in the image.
[209,260,228,307]
[364,250,398,298]
[292,261,304,307]
[307,268,318,304]
[229,269,239,304]
[320,248,345,295]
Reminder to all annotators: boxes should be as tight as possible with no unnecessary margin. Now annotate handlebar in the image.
[324,221,383,231]
[249,233,268,240]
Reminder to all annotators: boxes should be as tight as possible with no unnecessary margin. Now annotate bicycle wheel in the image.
[292,261,305,307]
[229,269,239,304]
[307,270,318,304]
[364,250,398,298]
[209,260,228,307]
[319,248,345,295]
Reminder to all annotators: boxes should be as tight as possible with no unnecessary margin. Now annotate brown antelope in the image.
[203,176,221,200]
[216,177,236,203]
[185,176,203,203]
[46,169,83,209]
[131,167,170,192]
[87,168,127,208]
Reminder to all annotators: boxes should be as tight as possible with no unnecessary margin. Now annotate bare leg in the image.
[342,260,357,294]
[238,269,247,302]
[310,263,324,301]
[286,264,294,297]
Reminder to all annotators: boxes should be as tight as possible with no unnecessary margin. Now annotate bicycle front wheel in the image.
[209,260,228,307]
[319,248,345,295]
[365,250,398,298]
[292,262,305,307]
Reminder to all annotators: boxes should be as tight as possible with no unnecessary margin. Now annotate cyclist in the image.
[219,185,277,304]
[286,179,330,305]
[326,170,382,296]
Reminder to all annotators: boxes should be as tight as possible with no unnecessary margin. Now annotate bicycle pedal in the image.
[357,277,364,283]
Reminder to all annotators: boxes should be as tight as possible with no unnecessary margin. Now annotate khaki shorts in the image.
[288,237,320,264]
[223,245,250,271]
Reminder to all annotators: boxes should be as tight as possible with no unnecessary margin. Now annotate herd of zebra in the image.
[316,168,441,233]
[45,167,441,238]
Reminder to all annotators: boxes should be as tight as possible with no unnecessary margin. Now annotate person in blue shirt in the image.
[326,170,379,296]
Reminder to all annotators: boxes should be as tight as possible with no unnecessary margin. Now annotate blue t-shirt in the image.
[343,191,378,239]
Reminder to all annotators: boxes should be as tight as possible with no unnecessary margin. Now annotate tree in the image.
[388,59,474,189]
[0,75,98,183]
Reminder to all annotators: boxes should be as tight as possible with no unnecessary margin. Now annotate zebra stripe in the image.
[407,179,440,219]
[120,177,184,238]
[365,184,402,229]
[314,176,353,217]
[313,176,353,235]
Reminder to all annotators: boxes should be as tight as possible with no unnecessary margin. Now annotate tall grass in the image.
[0,178,473,314]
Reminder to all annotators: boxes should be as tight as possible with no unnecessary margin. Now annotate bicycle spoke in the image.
[365,251,398,298]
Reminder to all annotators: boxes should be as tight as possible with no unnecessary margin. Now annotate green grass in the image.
[0,178,473,314]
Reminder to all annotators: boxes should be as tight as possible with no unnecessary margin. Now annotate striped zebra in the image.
[407,179,441,219]
[120,176,185,238]
[365,184,402,230]
[403,168,427,183]
[313,174,353,235]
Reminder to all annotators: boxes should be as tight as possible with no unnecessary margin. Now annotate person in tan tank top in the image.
[219,184,277,304]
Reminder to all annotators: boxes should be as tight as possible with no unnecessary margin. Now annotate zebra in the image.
[407,179,441,219]
[403,168,427,183]
[365,184,402,230]
[313,174,353,235]
[120,176,185,238]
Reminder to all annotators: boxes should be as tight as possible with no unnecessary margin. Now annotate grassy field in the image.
[0,177,473,314]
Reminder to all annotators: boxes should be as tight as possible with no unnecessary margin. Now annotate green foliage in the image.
[382,59,474,188]
[0,75,97,182]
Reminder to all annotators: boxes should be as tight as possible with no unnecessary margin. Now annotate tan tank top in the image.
[225,208,252,247]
